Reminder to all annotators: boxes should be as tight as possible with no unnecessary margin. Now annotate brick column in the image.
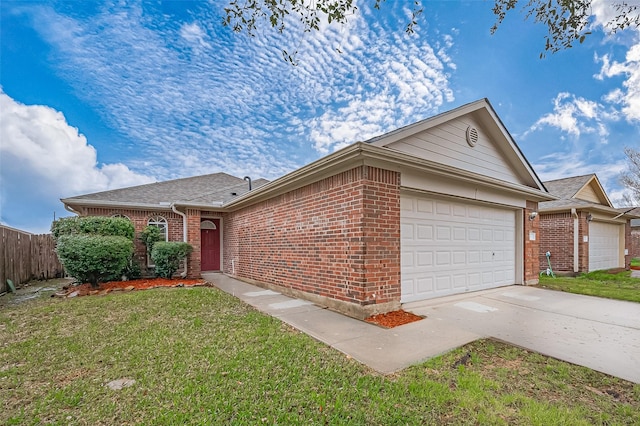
[524,200,540,285]
[186,209,201,278]
[624,220,632,269]
[578,213,589,272]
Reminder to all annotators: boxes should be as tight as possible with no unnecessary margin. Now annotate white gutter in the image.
[170,203,188,278]
[610,207,638,220]
[64,204,81,216]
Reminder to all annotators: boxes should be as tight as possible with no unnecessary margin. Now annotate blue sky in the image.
[1,0,639,233]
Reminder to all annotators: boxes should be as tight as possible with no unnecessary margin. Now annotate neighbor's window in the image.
[111,213,130,220]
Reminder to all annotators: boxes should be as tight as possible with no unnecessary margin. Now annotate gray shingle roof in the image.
[62,173,269,205]
[542,174,594,200]
[539,174,614,212]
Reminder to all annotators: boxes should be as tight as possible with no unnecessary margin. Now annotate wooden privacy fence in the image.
[1,225,64,294]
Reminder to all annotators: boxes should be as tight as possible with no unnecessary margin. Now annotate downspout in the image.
[571,208,579,273]
[171,203,188,278]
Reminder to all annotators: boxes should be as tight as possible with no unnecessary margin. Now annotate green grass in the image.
[539,269,640,303]
[631,258,640,268]
[1,287,639,425]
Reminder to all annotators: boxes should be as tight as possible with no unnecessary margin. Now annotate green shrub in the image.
[56,235,134,288]
[52,216,134,240]
[151,242,193,279]
[140,225,164,253]
[122,257,143,280]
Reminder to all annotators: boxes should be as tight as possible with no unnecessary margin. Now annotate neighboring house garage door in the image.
[589,222,621,271]
[401,193,516,303]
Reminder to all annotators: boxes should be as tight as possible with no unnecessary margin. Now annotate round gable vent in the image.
[466,126,479,147]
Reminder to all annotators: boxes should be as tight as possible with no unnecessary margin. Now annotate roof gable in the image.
[544,174,612,207]
[366,99,546,191]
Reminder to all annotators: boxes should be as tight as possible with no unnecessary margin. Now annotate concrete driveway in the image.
[203,273,640,383]
[404,286,640,383]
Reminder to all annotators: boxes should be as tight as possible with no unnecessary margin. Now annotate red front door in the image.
[201,219,220,271]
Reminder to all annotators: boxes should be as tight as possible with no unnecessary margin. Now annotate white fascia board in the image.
[540,203,633,220]
[361,144,555,202]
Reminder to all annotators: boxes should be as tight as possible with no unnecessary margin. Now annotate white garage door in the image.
[401,194,516,303]
[589,222,621,271]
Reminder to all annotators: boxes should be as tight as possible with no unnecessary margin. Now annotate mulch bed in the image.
[365,310,424,328]
[58,278,207,297]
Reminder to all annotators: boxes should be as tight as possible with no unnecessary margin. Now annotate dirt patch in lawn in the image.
[55,278,209,298]
[365,310,424,328]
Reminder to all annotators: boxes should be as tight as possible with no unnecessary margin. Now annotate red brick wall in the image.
[631,227,640,261]
[577,213,589,271]
[223,166,401,313]
[186,209,201,278]
[539,212,574,273]
[524,201,539,284]
[539,211,594,274]
[624,221,632,269]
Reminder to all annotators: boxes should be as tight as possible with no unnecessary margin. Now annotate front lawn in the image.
[539,269,640,303]
[1,287,638,424]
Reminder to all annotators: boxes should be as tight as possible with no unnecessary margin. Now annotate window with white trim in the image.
[111,213,131,220]
[147,215,168,266]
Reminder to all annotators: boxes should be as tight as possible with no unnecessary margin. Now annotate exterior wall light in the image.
[586,213,593,222]
[529,211,538,221]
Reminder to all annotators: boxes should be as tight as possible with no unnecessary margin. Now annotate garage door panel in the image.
[417,199,434,213]
[453,251,466,264]
[436,276,451,290]
[401,193,517,302]
[436,226,451,240]
[417,224,433,240]
[436,251,450,265]
[417,251,433,266]
[453,274,466,288]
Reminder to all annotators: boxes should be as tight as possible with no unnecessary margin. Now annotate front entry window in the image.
[147,216,168,266]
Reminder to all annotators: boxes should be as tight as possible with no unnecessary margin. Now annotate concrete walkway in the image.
[202,273,640,383]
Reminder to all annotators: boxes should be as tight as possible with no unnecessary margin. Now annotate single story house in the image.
[538,174,637,274]
[62,99,553,319]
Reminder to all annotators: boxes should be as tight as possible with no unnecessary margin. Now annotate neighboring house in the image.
[538,174,638,274]
[630,207,640,260]
[62,99,553,319]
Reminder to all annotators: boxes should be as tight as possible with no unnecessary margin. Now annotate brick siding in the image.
[631,227,640,260]
[539,212,575,273]
[523,201,540,284]
[223,166,401,317]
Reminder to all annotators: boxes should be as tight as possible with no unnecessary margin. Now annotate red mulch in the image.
[365,310,424,328]
[68,278,207,297]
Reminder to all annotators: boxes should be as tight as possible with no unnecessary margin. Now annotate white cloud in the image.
[0,91,155,231]
[525,93,614,140]
[17,2,456,164]
[179,22,211,50]
[596,44,640,122]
